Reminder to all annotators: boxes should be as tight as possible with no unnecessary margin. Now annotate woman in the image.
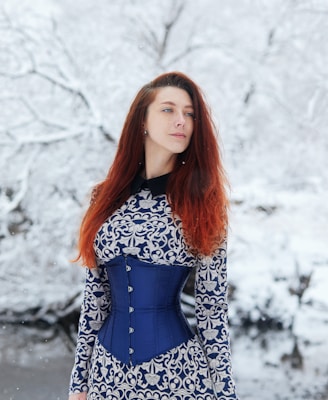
[69,72,239,399]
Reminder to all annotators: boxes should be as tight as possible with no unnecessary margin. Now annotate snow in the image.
[0,0,327,398]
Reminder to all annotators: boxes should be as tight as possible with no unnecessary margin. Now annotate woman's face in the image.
[143,86,194,162]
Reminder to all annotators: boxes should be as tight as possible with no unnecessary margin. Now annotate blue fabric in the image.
[98,255,194,365]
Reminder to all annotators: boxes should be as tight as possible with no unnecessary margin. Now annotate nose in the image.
[175,112,185,127]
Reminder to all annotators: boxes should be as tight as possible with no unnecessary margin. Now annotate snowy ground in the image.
[228,184,328,400]
[233,329,328,400]
[0,324,72,400]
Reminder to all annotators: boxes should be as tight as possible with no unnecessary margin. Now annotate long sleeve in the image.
[69,265,111,394]
[195,238,238,399]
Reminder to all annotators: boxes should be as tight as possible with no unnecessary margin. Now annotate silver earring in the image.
[144,130,148,135]
[181,161,186,165]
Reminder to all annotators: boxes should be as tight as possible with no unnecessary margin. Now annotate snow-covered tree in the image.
[0,0,327,336]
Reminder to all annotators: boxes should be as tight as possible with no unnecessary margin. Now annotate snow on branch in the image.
[129,0,186,68]
[0,8,115,143]
[128,0,235,71]
[0,129,86,145]
[0,148,38,218]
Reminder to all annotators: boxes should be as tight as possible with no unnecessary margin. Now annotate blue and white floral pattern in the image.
[69,189,238,399]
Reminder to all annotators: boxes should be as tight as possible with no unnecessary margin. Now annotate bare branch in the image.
[51,18,79,71]
[0,147,38,217]
[1,95,69,129]
[129,0,186,67]
[158,2,184,62]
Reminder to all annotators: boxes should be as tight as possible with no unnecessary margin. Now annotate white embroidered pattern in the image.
[69,189,238,399]
[87,337,216,400]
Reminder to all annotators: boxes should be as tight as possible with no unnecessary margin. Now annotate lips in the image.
[170,133,186,138]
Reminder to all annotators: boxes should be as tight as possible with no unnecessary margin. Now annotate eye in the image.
[162,108,173,113]
[185,112,195,118]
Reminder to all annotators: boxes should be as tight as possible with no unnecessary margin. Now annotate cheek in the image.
[150,115,168,130]
[186,131,193,146]
[187,121,194,135]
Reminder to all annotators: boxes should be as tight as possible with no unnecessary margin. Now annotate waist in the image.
[98,305,194,365]
[111,303,179,312]
[98,255,194,365]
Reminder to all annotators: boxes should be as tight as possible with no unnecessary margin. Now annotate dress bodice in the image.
[93,189,196,268]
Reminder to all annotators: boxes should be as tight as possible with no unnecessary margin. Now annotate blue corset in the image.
[98,255,194,366]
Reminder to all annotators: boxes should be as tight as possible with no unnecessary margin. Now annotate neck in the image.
[144,153,176,179]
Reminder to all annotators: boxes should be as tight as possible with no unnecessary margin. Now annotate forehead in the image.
[153,86,193,106]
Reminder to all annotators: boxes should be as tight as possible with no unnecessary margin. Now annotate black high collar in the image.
[130,173,170,196]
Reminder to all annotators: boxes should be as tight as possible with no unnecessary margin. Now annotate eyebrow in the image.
[160,101,194,109]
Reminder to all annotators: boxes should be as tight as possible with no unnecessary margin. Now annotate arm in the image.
[195,238,238,399]
[69,265,111,395]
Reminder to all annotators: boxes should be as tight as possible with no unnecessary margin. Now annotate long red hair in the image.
[75,72,229,267]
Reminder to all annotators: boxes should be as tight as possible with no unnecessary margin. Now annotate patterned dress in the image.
[69,174,239,400]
